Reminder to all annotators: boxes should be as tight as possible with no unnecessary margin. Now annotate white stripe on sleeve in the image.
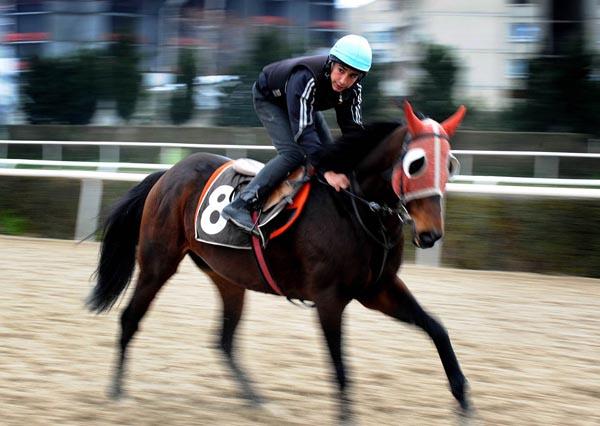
[352,83,363,125]
[295,78,315,141]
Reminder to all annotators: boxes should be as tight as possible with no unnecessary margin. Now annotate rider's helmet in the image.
[329,34,372,73]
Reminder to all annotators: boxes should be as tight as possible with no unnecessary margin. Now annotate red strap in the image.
[251,212,284,296]
[269,182,311,239]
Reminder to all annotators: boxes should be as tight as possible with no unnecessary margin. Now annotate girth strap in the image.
[250,212,284,296]
[250,212,315,308]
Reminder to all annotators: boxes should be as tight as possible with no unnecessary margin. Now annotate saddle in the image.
[234,158,307,213]
[194,159,311,249]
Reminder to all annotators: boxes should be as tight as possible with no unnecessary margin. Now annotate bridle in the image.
[393,131,451,204]
[315,131,412,284]
[317,122,456,284]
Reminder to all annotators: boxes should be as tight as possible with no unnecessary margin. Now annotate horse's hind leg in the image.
[110,244,184,399]
[207,271,264,406]
[358,276,471,412]
[314,291,353,423]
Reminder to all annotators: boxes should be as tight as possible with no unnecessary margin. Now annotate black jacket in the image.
[257,55,364,165]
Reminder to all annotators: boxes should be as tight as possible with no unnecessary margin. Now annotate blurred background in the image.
[0,0,599,277]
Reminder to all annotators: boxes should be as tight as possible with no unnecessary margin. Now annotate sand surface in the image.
[1,236,599,425]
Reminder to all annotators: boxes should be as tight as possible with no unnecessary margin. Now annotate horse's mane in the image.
[318,122,402,173]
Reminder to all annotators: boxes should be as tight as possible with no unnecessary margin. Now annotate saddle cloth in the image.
[194,159,310,249]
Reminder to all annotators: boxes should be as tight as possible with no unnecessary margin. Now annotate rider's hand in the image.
[324,171,350,192]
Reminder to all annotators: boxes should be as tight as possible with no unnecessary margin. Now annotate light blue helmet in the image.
[329,34,372,73]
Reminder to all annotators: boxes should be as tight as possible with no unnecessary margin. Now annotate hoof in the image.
[107,384,126,401]
[339,405,355,426]
[455,402,477,426]
[256,402,289,419]
[339,413,356,426]
[244,395,265,408]
[458,399,473,416]
[451,377,470,410]
[455,393,476,426]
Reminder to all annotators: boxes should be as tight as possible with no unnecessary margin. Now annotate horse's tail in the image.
[87,170,166,313]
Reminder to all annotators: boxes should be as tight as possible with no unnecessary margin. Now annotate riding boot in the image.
[221,182,262,233]
[222,155,297,233]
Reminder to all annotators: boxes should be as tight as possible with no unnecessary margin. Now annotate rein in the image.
[317,174,408,285]
[346,174,408,249]
[317,176,411,227]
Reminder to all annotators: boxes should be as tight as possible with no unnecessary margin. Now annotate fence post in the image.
[0,143,8,166]
[227,129,253,159]
[458,154,473,175]
[74,146,120,241]
[99,145,119,170]
[0,119,7,162]
[42,145,62,161]
[160,147,187,164]
[534,156,559,178]
[75,178,103,241]
[588,139,600,153]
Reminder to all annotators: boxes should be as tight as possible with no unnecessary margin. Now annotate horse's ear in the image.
[403,101,426,135]
[441,105,467,136]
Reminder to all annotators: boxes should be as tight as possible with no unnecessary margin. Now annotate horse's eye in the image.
[402,148,427,178]
[448,154,460,178]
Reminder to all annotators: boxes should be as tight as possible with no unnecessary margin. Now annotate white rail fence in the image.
[2,140,599,267]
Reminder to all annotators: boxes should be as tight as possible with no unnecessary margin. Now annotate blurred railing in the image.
[2,140,600,267]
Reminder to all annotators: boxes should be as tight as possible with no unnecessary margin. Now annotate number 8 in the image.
[200,184,234,235]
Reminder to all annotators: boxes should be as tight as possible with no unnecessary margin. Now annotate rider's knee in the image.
[281,149,306,166]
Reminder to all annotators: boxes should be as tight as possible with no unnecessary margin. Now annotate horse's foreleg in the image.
[315,293,353,423]
[358,277,470,412]
[210,273,264,406]
[110,247,183,400]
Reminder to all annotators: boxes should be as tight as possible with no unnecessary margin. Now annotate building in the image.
[342,0,600,110]
[2,0,340,74]
[0,0,344,123]
[3,0,171,71]
[0,2,19,126]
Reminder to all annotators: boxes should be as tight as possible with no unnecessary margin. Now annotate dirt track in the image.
[1,236,599,425]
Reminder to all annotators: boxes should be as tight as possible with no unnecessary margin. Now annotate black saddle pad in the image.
[195,162,307,249]
[195,163,254,249]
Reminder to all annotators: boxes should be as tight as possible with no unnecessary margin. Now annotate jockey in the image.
[222,34,373,233]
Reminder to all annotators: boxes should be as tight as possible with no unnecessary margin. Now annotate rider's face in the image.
[330,62,361,93]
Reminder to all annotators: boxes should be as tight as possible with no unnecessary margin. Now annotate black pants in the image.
[242,83,333,200]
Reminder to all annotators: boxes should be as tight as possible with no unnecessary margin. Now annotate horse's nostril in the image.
[418,231,442,248]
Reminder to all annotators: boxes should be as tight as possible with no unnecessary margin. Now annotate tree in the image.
[22,51,99,124]
[509,38,600,135]
[359,62,387,120]
[110,37,142,122]
[411,43,460,121]
[216,29,301,127]
[169,49,198,125]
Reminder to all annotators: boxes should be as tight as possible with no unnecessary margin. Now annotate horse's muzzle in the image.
[414,230,442,249]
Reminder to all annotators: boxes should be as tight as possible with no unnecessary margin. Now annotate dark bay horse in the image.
[88,102,470,422]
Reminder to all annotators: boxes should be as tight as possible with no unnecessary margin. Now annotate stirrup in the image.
[222,204,259,235]
[229,216,259,235]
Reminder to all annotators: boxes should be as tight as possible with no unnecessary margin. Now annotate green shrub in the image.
[0,210,28,235]
[507,42,600,135]
[22,51,99,124]
[169,90,195,125]
[169,49,197,125]
[216,29,300,127]
[411,43,460,121]
[110,37,142,122]
[444,196,600,277]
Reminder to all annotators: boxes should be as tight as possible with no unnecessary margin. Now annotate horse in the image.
[87,101,470,422]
